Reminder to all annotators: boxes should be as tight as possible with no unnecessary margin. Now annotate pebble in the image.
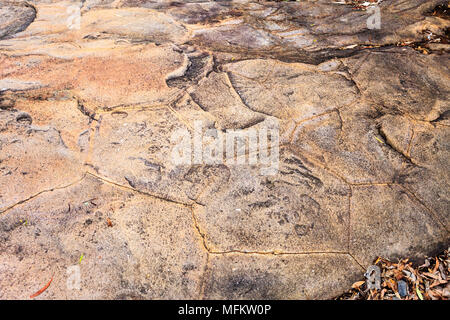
[397,280,408,297]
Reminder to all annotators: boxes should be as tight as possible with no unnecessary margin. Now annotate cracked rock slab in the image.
[195,147,350,253]
[90,107,229,204]
[81,8,190,44]
[292,103,410,184]
[202,253,362,300]
[224,59,358,120]
[401,122,450,229]
[13,98,92,153]
[0,174,207,299]
[0,109,83,212]
[0,44,185,109]
[190,72,266,130]
[0,0,449,300]
[344,48,450,122]
[144,0,450,63]
[350,185,448,267]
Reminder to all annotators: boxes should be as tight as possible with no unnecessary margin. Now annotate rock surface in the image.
[0,1,36,39]
[0,0,449,299]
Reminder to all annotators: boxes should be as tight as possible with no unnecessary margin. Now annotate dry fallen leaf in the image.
[352,281,365,289]
[422,272,441,280]
[30,277,53,299]
[432,258,440,273]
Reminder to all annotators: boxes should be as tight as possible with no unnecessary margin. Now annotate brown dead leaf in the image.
[422,272,441,280]
[430,279,447,288]
[432,258,440,273]
[352,280,365,289]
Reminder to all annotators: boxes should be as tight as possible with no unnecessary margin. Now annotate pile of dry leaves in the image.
[338,248,449,300]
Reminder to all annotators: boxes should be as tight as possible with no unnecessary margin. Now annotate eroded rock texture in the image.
[0,0,449,299]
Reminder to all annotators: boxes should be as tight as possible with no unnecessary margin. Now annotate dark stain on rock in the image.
[15,112,32,125]
[298,194,321,216]
[124,176,136,188]
[248,200,273,209]
[166,53,212,88]
[206,272,282,299]
[294,223,314,237]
